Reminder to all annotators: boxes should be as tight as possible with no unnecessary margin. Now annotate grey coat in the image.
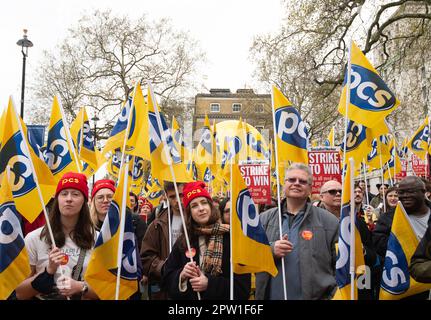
[255,200,339,300]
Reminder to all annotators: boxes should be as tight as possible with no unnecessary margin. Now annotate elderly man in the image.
[318,180,342,218]
[373,176,431,299]
[255,163,339,300]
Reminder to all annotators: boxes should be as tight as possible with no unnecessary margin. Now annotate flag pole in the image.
[378,143,386,213]
[349,157,356,301]
[362,158,370,206]
[229,157,234,301]
[166,191,172,253]
[118,85,138,177]
[270,86,288,301]
[115,163,130,300]
[148,81,200,300]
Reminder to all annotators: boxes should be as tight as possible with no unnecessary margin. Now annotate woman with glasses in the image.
[89,179,116,231]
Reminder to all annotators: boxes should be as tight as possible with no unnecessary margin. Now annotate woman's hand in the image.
[189,272,208,292]
[180,261,200,282]
[57,277,84,298]
[46,247,64,275]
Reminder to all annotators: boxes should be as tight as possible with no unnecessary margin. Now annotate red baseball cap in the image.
[182,181,212,209]
[56,172,89,200]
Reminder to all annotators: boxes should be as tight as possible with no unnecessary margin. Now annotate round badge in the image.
[60,254,69,265]
[185,248,196,258]
[301,230,313,241]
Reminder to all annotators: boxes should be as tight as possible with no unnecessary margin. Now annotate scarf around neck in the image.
[194,222,230,276]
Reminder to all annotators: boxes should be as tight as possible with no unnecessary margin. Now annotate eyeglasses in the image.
[322,189,342,196]
[286,177,309,185]
[95,194,113,202]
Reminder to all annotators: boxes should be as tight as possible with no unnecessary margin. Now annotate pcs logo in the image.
[0,132,36,197]
[381,233,410,295]
[235,189,269,245]
[275,107,308,149]
[0,202,25,273]
[44,121,73,174]
[348,65,396,112]
[342,121,366,151]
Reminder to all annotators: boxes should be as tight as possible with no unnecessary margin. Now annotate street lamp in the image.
[16,29,33,121]
[91,114,100,186]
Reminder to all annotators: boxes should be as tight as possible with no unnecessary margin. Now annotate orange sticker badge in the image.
[301,230,313,241]
[185,248,196,259]
[60,254,69,265]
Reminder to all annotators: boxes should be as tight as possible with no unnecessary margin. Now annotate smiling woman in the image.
[161,181,251,300]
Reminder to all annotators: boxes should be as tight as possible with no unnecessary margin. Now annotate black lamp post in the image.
[91,114,100,185]
[16,29,33,121]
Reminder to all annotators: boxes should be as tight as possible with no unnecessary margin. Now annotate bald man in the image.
[319,180,342,218]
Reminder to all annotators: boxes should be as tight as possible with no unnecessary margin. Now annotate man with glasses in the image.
[318,180,342,218]
[373,176,431,299]
[255,163,339,300]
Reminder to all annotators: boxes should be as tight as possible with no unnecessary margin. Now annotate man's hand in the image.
[273,234,293,258]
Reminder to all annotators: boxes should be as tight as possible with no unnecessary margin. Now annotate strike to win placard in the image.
[238,160,271,204]
[308,148,342,194]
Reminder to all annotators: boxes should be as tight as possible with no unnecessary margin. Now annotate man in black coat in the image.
[372,176,431,299]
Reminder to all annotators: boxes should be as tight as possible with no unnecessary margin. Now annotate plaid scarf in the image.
[194,222,230,276]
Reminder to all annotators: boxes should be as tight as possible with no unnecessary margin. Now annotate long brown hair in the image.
[40,197,96,250]
[177,198,221,250]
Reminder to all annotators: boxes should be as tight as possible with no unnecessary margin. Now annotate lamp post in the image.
[16,29,33,121]
[91,114,100,186]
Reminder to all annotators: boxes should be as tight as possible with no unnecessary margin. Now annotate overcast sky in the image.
[0,0,283,115]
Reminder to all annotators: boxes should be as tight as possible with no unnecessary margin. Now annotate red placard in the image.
[411,154,429,177]
[238,160,271,204]
[395,159,408,180]
[308,148,342,194]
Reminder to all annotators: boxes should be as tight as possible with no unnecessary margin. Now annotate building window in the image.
[255,104,264,113]
[210,103,220,113]
[232,103,241,112]
[255,125,264,133]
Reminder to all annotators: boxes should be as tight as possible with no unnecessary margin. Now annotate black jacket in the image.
[409,220,431,283]
[161,232,251,300]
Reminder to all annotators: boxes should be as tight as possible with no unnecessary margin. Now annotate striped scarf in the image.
[194,222,230,276]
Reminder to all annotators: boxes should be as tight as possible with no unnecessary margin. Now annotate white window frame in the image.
[232,103,242,113]
[210,103,220,113]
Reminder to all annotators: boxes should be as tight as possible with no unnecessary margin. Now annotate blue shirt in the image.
[269,206,306,300]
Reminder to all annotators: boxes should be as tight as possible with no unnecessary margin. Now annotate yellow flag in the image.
[0,173,31,299]
[85,165,138,300]
[44,96,79,182]
[407,117,429,161]
[231,164,277,276]
[379,202,431,299]
[70,107,101,176]
[338,41,400,127]
[335,158,365,300]
[272,86,308,171]
[0,98,56,223]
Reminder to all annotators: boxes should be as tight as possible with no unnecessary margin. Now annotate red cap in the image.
[56,172,89,200]
[91,179,116,199]
[182,181,212,209]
